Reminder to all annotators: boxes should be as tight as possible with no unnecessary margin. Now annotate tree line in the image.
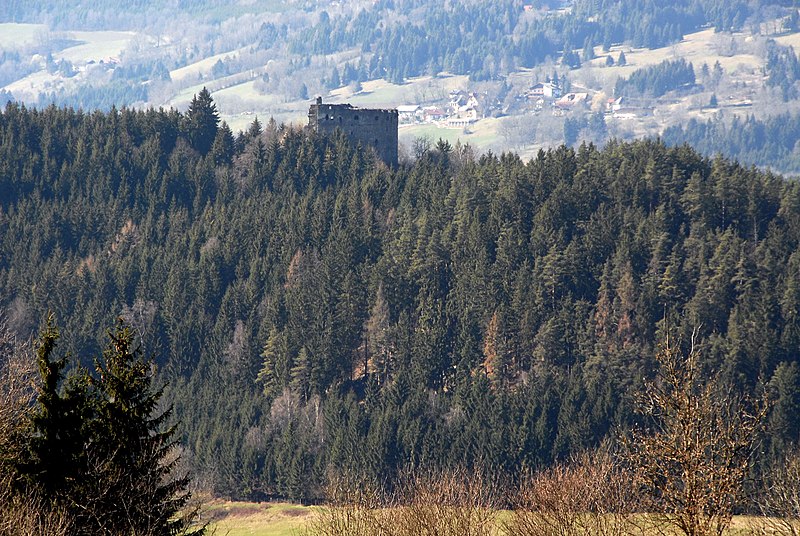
[615,58,696,98]
[286,0,785,84]
[662,112,800,174]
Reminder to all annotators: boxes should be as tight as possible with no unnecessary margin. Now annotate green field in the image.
[170,47,249,84]
[399,118,501,152]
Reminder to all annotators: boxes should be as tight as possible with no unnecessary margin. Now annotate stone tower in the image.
[307,97,398,167]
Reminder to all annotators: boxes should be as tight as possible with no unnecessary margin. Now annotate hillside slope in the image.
[1,102,799,499]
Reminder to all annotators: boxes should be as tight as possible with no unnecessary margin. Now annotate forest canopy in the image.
[1,97,799,501]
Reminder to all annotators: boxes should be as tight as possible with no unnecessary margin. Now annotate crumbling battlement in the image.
[307,97,398,167]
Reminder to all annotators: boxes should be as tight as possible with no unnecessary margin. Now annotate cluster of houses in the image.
[523,81,590,114]
[522,81,639,119]
[398,90,489,127]
[398,79,641,130]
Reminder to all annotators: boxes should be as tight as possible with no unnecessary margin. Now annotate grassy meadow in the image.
[51,30,136,63]
[0,23,47,48]
[207,501,312,536]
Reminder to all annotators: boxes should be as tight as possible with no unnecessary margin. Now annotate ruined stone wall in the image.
[308,100,398,167]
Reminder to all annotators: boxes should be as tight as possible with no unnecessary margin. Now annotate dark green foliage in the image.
[12,319,199,534]
[184,87,219,156]
[212,121,235,166]
[615,58,695,97]
[86,322,195,535]
[662,112,800,173]
[1,100,800,503]
[22,319,90,500]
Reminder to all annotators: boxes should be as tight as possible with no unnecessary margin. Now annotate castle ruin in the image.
[307,97,398,167]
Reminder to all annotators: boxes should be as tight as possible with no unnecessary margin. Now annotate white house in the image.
[398,104,422,123]
[529,82,561,99]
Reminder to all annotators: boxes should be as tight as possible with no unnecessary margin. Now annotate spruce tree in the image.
[185,87,219,156]
[86,321,199,535]
[19,320,202,535]
[211,121,235,166]
[22,318,90,503]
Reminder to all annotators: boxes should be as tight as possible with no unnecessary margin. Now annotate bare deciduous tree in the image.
[307,466,500,536]
[0,313,34,444]
[305,472,391,536]
[120,298,160,356]
[393,466,500,536]
[0,314,71,536]
[505,449,639,536]
[623,333,767,536]
[754,447,800,535]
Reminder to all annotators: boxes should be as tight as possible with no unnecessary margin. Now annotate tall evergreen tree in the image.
[185,87,219,156]
[16,319,202,535]
[86,321,199,535]
[21,318,89,503]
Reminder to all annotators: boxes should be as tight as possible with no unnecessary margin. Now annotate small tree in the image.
[756,447,800,535]
[0,315,73,536]
[624,333,767,536]
[0,312,34,466]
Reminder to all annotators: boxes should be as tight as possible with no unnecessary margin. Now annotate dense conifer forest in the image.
[663,113,800,174]
[1,96,800,502]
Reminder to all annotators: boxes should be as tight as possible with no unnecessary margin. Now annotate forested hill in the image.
[2,101,800,501]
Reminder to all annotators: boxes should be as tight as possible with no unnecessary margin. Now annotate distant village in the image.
[398,80,640,130]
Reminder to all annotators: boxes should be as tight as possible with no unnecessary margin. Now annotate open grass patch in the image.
[581,27,762,90]
[52,30,137,63]
[209,501,783,536]
[328,74,469,108]
[399,117,501,153]
[207,501,313,536]
[170,47,248,84]
[0,23,47,49]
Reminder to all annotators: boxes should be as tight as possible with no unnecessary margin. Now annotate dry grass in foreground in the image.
[206,501,795,536]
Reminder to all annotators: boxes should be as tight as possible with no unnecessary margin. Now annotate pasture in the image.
[0,23,47,49]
